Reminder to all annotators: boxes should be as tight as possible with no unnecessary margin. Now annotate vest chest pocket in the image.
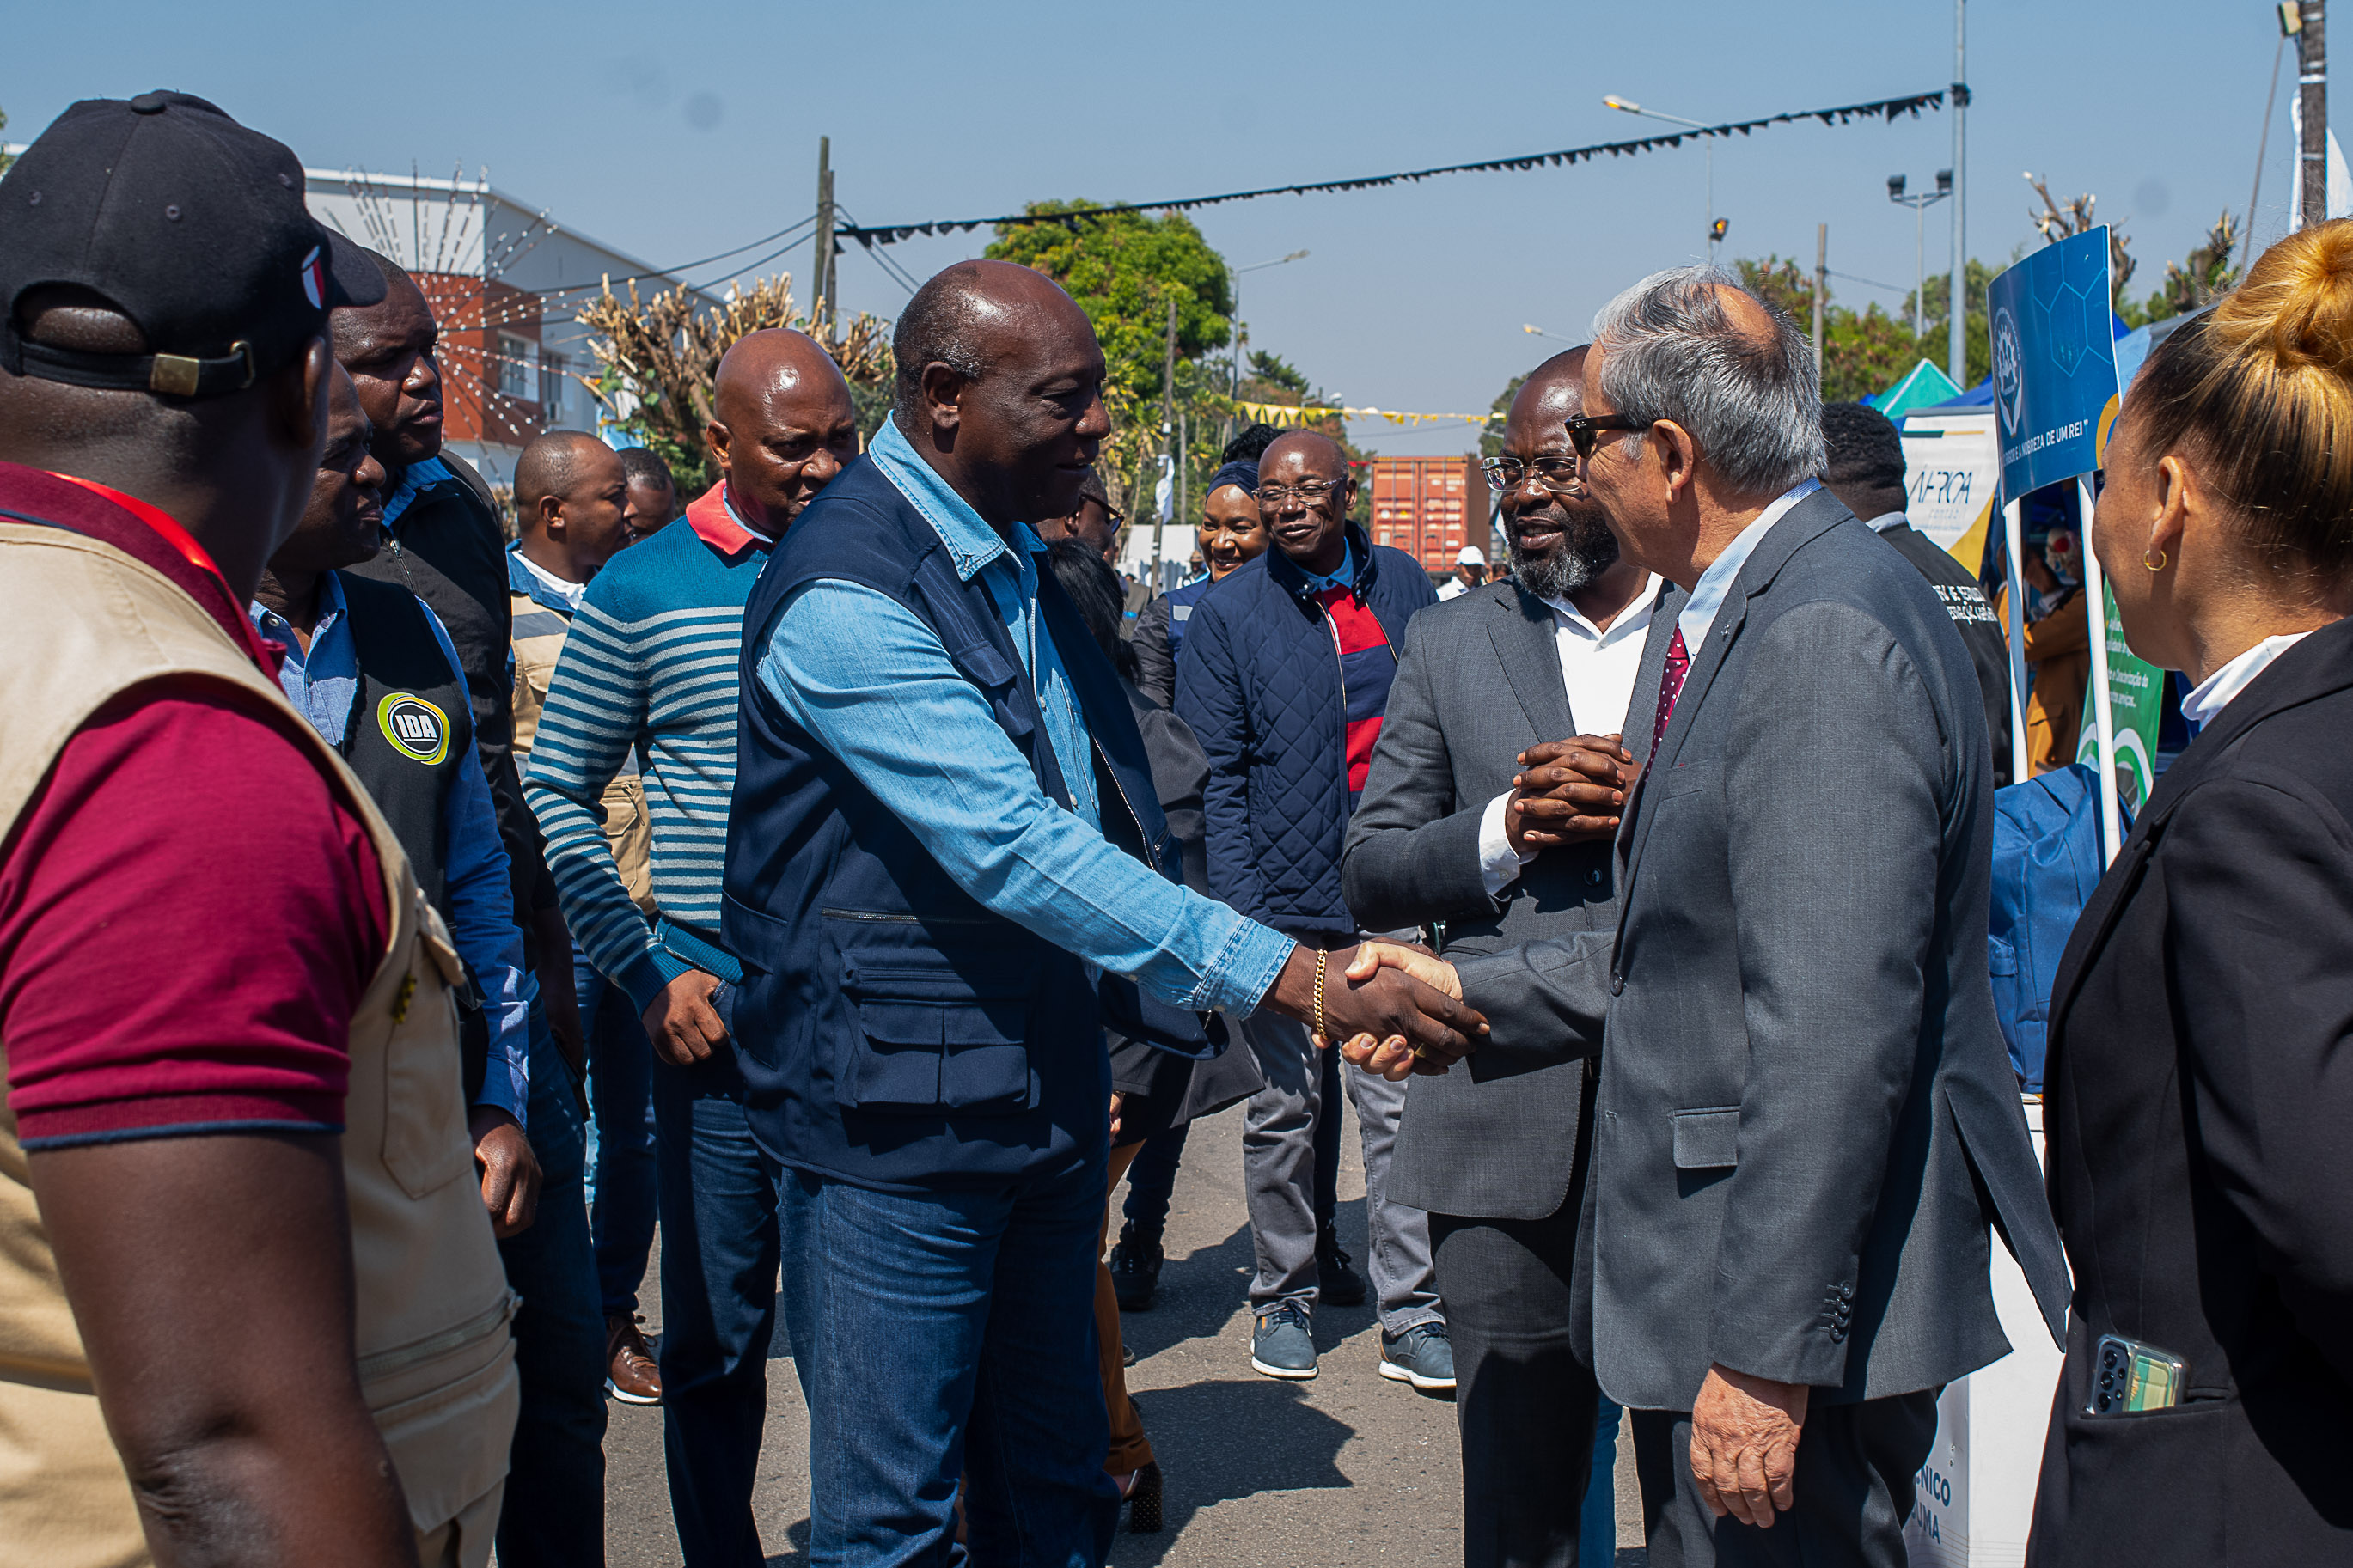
[840,953,1040,1117]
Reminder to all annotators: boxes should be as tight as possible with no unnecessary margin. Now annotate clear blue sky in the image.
[3,0,2298,451]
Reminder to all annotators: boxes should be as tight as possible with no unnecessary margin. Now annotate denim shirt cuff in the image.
[1207,919,1298,1017]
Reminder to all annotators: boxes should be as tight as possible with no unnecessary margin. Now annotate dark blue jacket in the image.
[1176,522,1437,938]
[722,457,1195,1189]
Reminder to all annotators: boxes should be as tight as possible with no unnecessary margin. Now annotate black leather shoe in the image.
[1111,1230,1163,1311]
[1317,1243,1367,1308]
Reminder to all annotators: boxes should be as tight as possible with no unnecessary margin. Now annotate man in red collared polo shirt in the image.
[522,327,861,1563]
[0,93,513,1566]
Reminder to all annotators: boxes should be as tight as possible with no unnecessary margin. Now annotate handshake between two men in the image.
[1313,732,1638,1079]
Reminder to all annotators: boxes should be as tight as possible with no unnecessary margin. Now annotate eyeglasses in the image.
[1254,479,1347,505]
[1481,455,1584,493]
[1564,414,1644,461]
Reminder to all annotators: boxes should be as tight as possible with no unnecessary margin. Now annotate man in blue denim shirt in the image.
[729,261,1482,1566]
[251,369,608,1563]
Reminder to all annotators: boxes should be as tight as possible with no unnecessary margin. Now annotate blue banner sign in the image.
[1988,228,2121,499]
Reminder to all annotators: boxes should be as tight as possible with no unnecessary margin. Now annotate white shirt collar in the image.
[1862,509,1908,534]
[2180,631,2315,728]
[1543,571,1661,644]
[514,546,589,612]
[1677,479,1821,651]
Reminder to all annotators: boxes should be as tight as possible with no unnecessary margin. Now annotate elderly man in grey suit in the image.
[1343,267,2068,1568]
[1342,346,1683,1568]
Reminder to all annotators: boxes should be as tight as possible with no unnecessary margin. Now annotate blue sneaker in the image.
[1378,1322,1457,1391]
[1250,1303,1317,1380]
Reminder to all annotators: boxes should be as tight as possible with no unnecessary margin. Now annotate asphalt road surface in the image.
[600,1099,1644,1566]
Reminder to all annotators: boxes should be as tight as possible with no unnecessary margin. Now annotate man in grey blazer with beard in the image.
[1342,347,1684,1568]
[1343,268,2068,1568]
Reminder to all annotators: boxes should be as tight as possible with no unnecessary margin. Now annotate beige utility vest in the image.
[0,522,518,1566]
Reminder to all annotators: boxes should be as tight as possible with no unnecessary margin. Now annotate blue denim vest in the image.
[723,458,1200,1188]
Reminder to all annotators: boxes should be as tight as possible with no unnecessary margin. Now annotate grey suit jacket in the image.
[1452,489,2069,1412]
[1342,575,1684,1220]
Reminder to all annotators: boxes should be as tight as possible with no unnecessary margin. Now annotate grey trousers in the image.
[1630,1391,1938,1568]
[1432,1202,1603,1567]
[1240,1010,1441,1335]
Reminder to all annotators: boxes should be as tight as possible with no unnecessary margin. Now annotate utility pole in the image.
[1152,298,1177,593]
[813,137,835,336]
[2301,0,2329,227]
[1949,0,1970,387]
[1813,224,1828,387]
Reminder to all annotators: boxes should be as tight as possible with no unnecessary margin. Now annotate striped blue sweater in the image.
[523,490,767,1013]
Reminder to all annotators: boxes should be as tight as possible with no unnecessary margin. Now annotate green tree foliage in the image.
[0,107,12,179]
[985,201,1232,406]
[2118,211,2243,328]
[986,200,1237,531]
[1243,350,1310,398]
[1734,255,1998,401]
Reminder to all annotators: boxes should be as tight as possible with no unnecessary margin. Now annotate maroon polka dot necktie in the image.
[1649,627,1690,760]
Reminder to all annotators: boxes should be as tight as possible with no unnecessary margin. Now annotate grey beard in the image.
[1509,516,1619,602]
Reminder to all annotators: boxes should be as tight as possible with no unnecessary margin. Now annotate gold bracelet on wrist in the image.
[1312,948,1329,1042]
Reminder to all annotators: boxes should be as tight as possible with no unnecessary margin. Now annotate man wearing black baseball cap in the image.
[0,93,516,1567]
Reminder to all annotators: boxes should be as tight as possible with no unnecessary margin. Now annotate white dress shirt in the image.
[1476,573,1665,894]
[2180,631,2317,728]
[513,545,589,612]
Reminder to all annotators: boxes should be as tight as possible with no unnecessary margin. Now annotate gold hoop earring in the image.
[2143,548,2167,572]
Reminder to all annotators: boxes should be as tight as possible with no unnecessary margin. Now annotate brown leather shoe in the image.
[606,1315,662,1406]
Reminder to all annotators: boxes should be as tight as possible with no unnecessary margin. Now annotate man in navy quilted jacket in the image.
[1176,430,1452,1388]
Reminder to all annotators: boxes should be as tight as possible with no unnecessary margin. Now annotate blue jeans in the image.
[494,1004,609,1567]
[779,1158,1121,1568]
[577,944,659,1320]
[652,984,781,1568]
[1583,1397,1620,1564]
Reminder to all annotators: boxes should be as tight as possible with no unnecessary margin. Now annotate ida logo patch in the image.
[376,692,451,766]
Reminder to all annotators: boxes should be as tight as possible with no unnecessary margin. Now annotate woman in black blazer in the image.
[2029,223,2353,1564]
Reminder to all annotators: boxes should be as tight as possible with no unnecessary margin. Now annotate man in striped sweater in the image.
[523,330,861,1566]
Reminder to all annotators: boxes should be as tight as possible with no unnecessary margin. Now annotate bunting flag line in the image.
[837,88,1948,247]
[1232,399,1498,430]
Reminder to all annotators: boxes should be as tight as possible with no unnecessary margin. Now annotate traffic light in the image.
[1709,217,1729,243]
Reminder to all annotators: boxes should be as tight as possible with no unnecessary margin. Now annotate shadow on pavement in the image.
[1115,1197,1378,1362]
[1111,1379,1356,1561]
[763,1515,811,1565]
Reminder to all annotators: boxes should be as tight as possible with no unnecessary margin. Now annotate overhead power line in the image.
[835,88,1952,247]
[522,213,820,299]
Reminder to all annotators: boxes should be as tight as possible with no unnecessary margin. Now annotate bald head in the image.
[516,431,620,517]
[706,327,861,534]
[892,259,1109,531]
[712,327,853,436]
[891,259,1095,430]
[1256,428,1356,576]
[1258,429,1348,481]
[1586,264,1823,499]
[515,430,629,582]
[1508,346,1591,430]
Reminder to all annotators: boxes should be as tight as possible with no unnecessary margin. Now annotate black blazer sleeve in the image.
[1131,595,1177,712]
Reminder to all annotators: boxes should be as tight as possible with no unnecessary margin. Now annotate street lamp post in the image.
[1887,170,1954,338]
[1605,95,1722,261]
[1228,250,1310,420]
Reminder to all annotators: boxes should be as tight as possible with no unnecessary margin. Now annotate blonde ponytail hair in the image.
[2133,218,2353,587]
